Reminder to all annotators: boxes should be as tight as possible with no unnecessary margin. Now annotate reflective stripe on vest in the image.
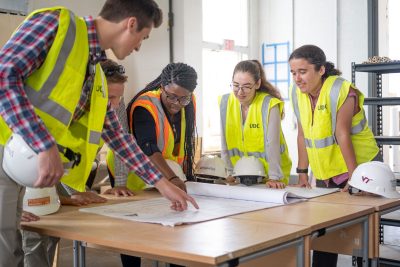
[220,94,285,162]
[24,11,101,148]
[135,95,166,150]
[292,77,367,149]
[25,10,75,126]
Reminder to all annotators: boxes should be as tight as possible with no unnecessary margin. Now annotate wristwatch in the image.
[296,167,308,174]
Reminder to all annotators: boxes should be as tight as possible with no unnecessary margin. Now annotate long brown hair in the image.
[232,60,282,100]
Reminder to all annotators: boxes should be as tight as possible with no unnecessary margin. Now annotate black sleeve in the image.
[132,107,161,156]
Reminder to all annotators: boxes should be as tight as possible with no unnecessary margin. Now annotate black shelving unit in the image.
[352,61,400,266]
[351,61,400,151]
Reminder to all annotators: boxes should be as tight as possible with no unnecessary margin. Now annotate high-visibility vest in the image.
[107,89,192,191]
[290,76,379,180]
[0,7,108,192]
[219,92,292,184]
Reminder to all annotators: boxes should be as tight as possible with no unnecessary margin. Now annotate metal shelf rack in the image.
[352,61,400,266]
[351,61,400,152]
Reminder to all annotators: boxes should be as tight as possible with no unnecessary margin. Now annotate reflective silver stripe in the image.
[63,162,75,169]
[87,70,106,145]
[261,95,272,161]
[222,94,272,161]
[226,148,268,159]
[326,77,366,144]
[291,84,300,122]
[227,148,243,158]
[248,151,267,158]
[314,136,336,148]
[351,113,367,134]
[220,94,229,141]
[221,95,242,160]
[329,77,344,141]
[89,131,101,145]
[25,10,76,126]
[280,144,285,153]
[137,95,166,149]
[302,77,345,149]
[304,138,313,148]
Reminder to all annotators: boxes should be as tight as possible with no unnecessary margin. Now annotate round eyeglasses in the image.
[230,83,255,93]
[163,88,192,106]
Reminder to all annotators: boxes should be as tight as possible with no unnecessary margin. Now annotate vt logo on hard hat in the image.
[361,176,373,184]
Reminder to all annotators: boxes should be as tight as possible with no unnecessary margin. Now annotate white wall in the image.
[294,0,337,65]
[260,0,292,46]
[24,0,380,168]
[338,0,368,89]
[28,0,170,102]
[173,0,203,135]
[28,0,204,134]
[258,0,370,174]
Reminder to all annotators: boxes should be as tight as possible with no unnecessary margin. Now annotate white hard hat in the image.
[165,159,186,181]
[195,156,227,183]
[233,156,266,186]
[23,186,60,216]
[349,161,400,199]
[2,134,38,187]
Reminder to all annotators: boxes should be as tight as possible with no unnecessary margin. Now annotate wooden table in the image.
[309,191,400,266]
[230,200,375,267]
[21,193,310,267]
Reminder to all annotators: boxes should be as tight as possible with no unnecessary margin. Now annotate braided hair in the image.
[289,44,342,79]
[127,62,198,180]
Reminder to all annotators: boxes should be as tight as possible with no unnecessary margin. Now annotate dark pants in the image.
[315,170,375,267]
[121,254,184,267]
[312,251,338,267]
[107,165,115,188]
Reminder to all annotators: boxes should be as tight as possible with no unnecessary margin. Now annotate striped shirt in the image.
[0,9,162,185]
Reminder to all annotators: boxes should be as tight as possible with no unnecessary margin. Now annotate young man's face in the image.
[113,17,152,59]
[108,82,125,109]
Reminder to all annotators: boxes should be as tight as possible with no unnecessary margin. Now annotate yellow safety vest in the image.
[107,89,191,191]
[219,92,292,184]
[290,76,379,180]
[0,7,108,192]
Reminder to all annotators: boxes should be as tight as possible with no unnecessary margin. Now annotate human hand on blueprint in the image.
[266,180,286,189]
[155,177,199,211]
[61,192,107,206]
[21,211,40,222]
[103,186,135,197]
[341,183,350,192]
[294,173,312,189]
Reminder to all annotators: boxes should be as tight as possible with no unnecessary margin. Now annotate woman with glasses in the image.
[289,45,379,267]
[220,60,292,189]
[106,62,197,267]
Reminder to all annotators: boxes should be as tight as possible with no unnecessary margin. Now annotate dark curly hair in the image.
[289,44,342,79]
